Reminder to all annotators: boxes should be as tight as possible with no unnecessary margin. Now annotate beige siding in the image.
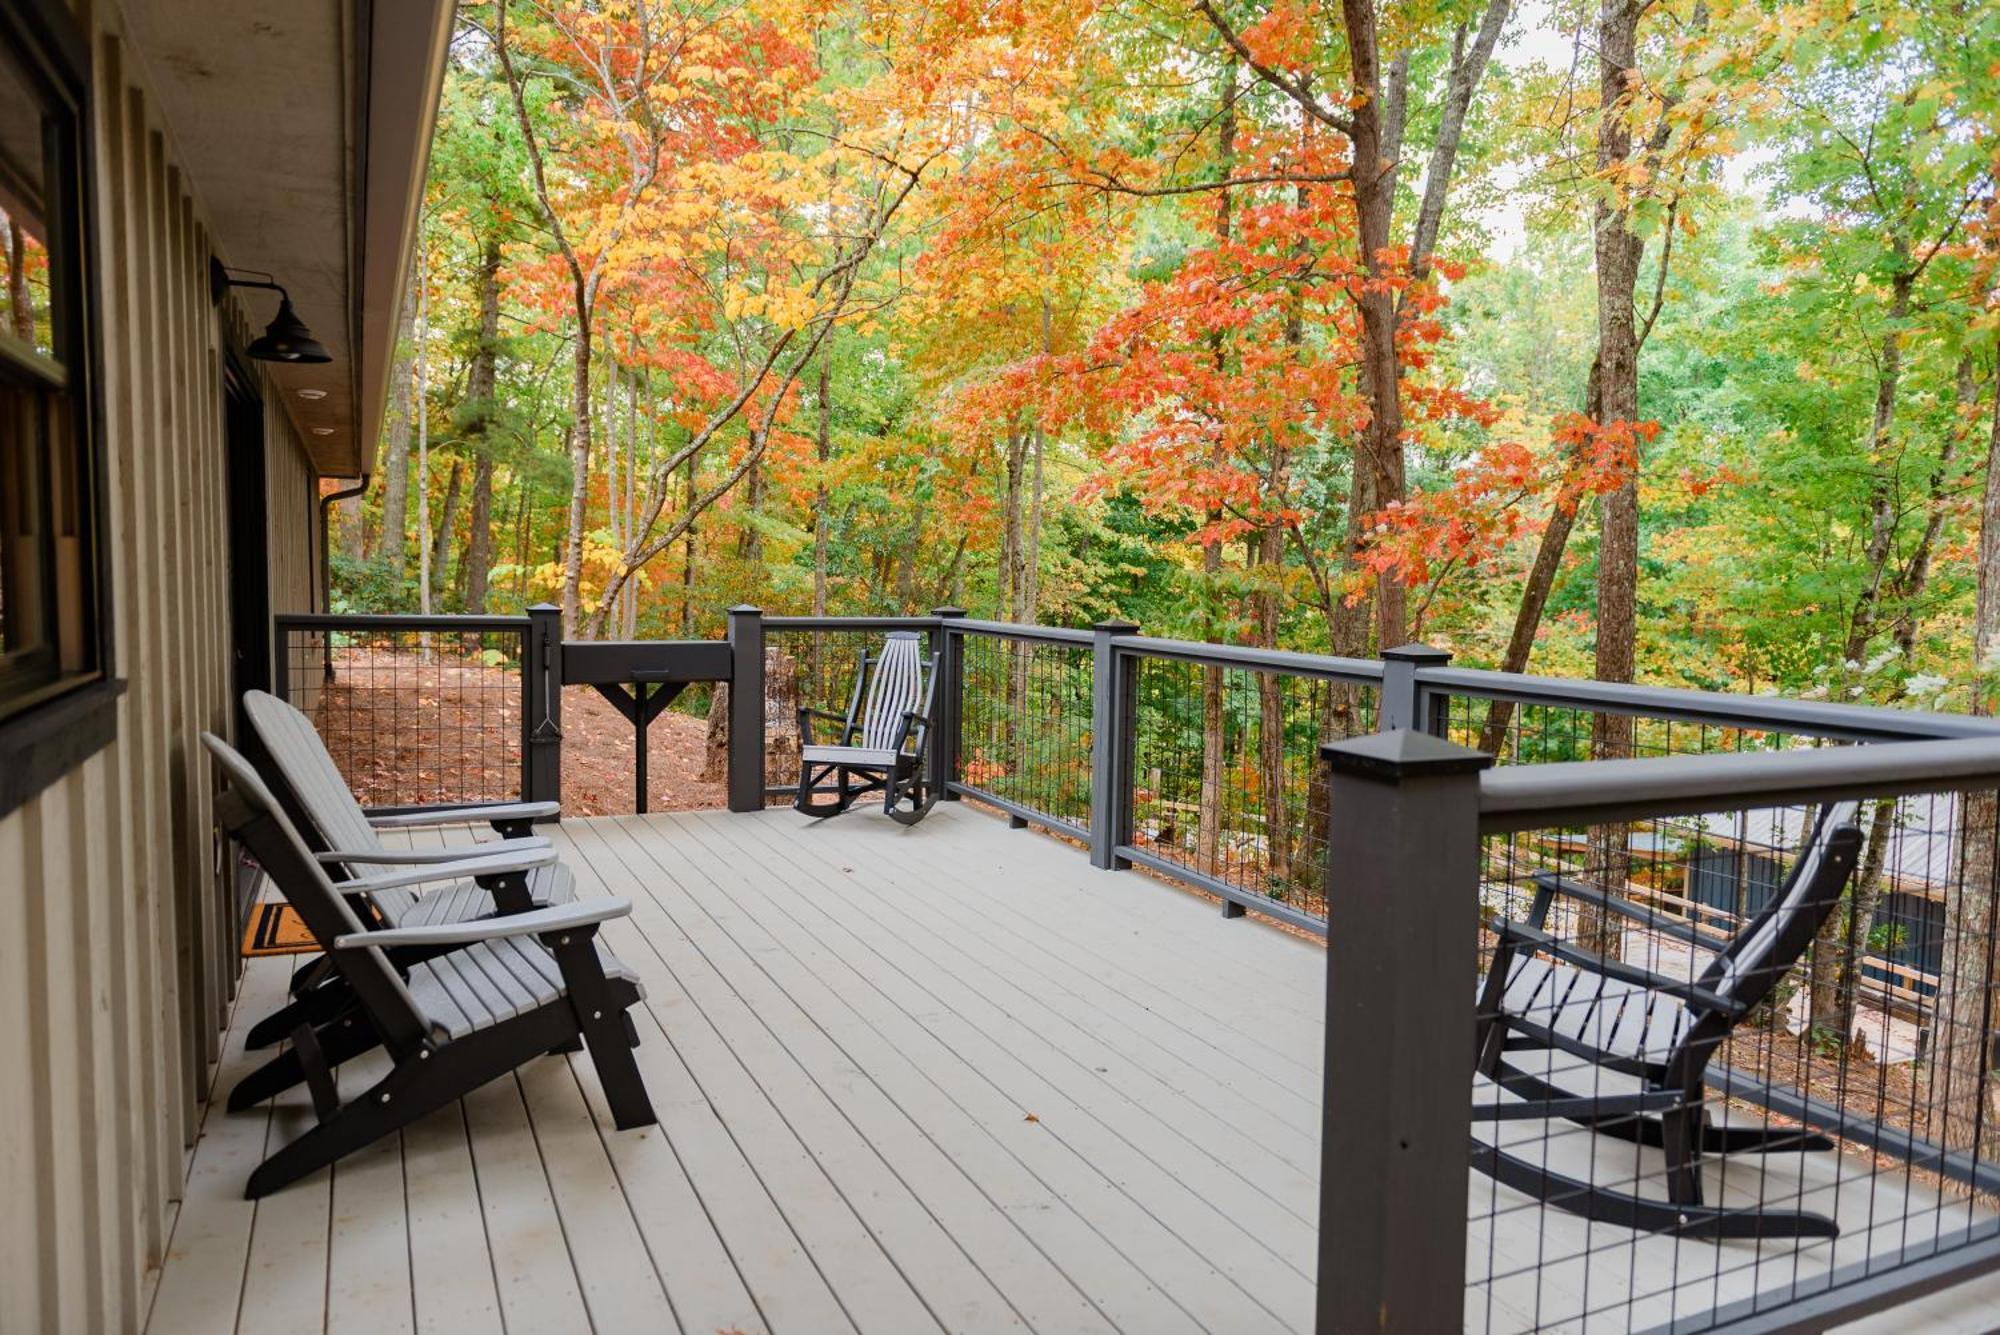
[0,15,321,1334]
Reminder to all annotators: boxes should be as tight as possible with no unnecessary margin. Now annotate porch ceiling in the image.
[119,0,454,477]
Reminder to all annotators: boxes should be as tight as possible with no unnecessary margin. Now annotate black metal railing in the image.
[1113,637,1382,929]
[951,620,1095,838]
[271,609,560,813]
[271,602,2000,1328]
[1449,741,2000,1334]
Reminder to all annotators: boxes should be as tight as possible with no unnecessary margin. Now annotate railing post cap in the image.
[727,604,763,616]
[932,606,968,618]
[527,602,559,614]
[1092,618,1140,634]
[1322,729,1490,780]
[1381,642,1452,665]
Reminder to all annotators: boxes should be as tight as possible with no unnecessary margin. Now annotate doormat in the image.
[242,902,318,957]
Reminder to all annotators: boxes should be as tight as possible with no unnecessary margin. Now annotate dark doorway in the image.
[223,358,270,732]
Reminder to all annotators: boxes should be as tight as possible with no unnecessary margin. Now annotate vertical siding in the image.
[0,17,322,1333]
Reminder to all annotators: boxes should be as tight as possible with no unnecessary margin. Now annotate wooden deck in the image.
[144,803,2000,1334]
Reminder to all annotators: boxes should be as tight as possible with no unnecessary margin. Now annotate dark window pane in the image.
[0,375,56,693]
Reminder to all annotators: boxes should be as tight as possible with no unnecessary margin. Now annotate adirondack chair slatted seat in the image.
[233,689,575,1099]
[795,631,937,825]
[204,733,655,1198]
[1472,801,1864,1240]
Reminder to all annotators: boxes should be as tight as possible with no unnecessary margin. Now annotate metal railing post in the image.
[523,603,563,814]
[1089,619,1139,869]
[727,605,766,813]
[1379,642,1452,734]
[272,621,291,703]
[1316,729,1489,1334]
[931,607,967,802]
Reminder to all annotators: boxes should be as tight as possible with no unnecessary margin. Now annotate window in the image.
[0,0,112,815]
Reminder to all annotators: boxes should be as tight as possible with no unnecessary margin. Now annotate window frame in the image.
[0,0,118,821]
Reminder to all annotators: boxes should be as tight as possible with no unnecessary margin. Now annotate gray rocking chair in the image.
[795,630,938,825]
[204,732,656,1198]
[1472,801,1863,1239]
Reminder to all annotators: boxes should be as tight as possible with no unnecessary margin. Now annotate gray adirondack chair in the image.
[232,689,573,1098]
[795,631,938,824]
[1472,801,1864,1239]
[205,732,655,1198]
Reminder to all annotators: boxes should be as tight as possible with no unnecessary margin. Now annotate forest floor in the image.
[560,686,726,816]
[309,646,726,817]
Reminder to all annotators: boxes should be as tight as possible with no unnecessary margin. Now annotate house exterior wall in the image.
[0,9,322,1332]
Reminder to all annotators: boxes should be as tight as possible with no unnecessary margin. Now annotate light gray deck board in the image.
[146,803,2000,1335]
[654,811,1317,1315]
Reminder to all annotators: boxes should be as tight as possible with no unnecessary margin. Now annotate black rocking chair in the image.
[1472,800,1864,1239]
[795,630,937,825]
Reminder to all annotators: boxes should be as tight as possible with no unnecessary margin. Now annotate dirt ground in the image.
[309,647,725,817]
[560,685,727,816]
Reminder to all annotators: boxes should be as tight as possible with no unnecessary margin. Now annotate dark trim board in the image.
[0,677,125,819]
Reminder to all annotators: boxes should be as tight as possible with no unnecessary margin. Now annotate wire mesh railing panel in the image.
[955,629,1094,834]
[1129,653,1378,924]
[761,623,920,799]
[275,620,527,810]
[1467,790,2000,1333]
[1442,693,1823,767]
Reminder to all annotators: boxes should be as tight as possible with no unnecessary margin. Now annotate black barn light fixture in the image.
[209,258,333,364]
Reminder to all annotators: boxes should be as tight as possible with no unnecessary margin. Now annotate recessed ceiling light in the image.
[297,388,328,400]
[311,427,335,436]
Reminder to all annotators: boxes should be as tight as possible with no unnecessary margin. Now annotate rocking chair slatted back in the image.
[1702,799,1862,1010]
[860,632,927,754]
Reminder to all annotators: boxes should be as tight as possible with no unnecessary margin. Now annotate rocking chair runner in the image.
[795,631,938,825]
[1472,801,1864,1240]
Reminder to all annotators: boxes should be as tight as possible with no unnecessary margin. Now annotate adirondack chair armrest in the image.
[314,837,552,867]
[333,897,632,950]
[1528,871,1723,952]
[367,801,560,833]
[1496,920,1748,1019]
[335,847,561,897]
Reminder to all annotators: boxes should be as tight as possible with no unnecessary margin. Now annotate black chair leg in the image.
[579,1009,655,1130]
[1660,1106,1704,1208]
[230,1013,383,1111]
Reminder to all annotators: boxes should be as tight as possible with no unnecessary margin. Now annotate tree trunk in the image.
[813,351,833,621]
[1582,0,1647,958]
[1198,523,1225,872]
[378,290,418,576]
[625,372,641,636]
[1000,421,1028,620]
[737,430,765,567]
[416,250,433,615]
[1939,370,2000,1163]
[462,236,502,614]
[1197,62,1236,873]
[1340,0,1408,649]
[1479,360,1603,756]
[5,218,30,341]
[430,459,464,603]
[680,453,697,637]
[560,303,594,637]
[1255,526,1290,892]
[1841,265,1916,672]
